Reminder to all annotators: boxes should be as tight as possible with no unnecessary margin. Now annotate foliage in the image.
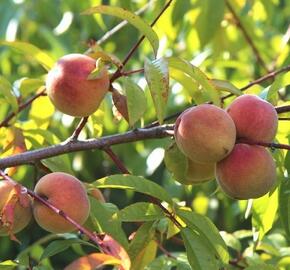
[0,0,289,269]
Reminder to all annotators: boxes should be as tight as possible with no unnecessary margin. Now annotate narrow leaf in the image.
[82,5,159,56]
[210,79,243,96]
[122,78,147,126]
[91,174,173,204]
[116,202,165,222]
[40,239,95,261]
[279,178,290,239]
[0,76,18,113]
[177,209,229,264]
[0,41,54,71]
[181,228,220,270]
[144,57,169,124]
[168,57,220,106]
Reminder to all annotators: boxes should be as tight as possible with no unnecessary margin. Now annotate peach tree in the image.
[0,0,289,269]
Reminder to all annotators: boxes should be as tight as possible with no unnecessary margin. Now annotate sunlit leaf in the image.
[279,179,290,239]
[14,77,44,98]
[0,260,18,270]
[82,5,159,56]
[168,57,220,106]
[0,41,55,71]
[210,79,243,96]
[91,174,173,204]
[144,57,169,124]
[252,189,278,241]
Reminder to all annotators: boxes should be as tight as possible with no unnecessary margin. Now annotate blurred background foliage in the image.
[0,0,289,269]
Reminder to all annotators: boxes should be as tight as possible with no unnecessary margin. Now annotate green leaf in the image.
[168,57,220,106]
[180,228,221,270]
[0,76,18,113]
[144,58,169,124]
[0,41,55,71]
[128,221,156,262]
[177,209,229,264]
[195,0,225,47]
[14,77,44,98]
[0,260,18,270]
[279,179,290,239]
[40,239,95,261]
[252,188,278,241]
[121,77,147,126]
[91,174,173,204]
[210,79,243,96]
[116,202,165,222]
[89,199,129,249]
[82,5,159,56]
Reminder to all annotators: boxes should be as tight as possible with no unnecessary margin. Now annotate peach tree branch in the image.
[0,125,174,169]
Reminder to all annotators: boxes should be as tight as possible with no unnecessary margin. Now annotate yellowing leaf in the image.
[0,41,55,71]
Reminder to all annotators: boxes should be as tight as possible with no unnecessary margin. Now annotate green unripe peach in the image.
[32,172,90,233]
[46,53,110,117]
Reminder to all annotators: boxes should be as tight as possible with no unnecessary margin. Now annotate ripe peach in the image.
[32,172,90,233]
[174,104,236,163]
[216,143,276,199]
[0,181,32,235]
[46,53,110,117]
[227,94,278,142]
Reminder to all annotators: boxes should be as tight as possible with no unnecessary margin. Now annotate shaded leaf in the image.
[0,76,18,114]
[168,57,220,106]
[0,41,54,71]
[40,239,96,261]
[279,179,290,239]
[82,5,159,56]
[64,253,121,270]
[145,58,169,124]
[116,202,165,222]
[122,78,147,126]
[181,228,221,270]
[244,265,277,270]
[195,0,225,47]
[91,174,173,204]
[177,209,229,264]
[112,89,129,122]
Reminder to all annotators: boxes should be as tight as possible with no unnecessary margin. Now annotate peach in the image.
[0,181,32,235]
[32,172,90,233]
[164,142,215,184]
[227,94,278,142]
[174,104,236,163]
[46,53,110,117]
[216,143,276,199]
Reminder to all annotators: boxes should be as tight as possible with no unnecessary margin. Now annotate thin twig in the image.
[225,0,269,72]
[156,241,176,258]
[96,1,155,45]
[103,147,130,174]
[0,125,173,169]
[110,0,173,82]
[276,105,290,114]
[69,117,89,141]
[0,88,46,128]
[279,118,290,121]
[121,68,144,77]
[237,139,290,151]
